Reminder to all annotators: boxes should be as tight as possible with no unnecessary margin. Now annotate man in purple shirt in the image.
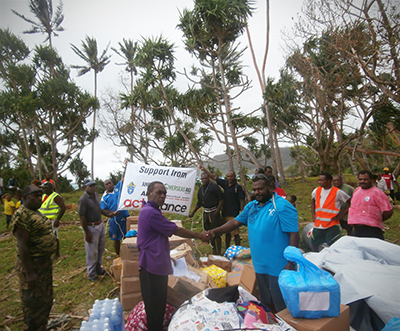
[138,181,208,331]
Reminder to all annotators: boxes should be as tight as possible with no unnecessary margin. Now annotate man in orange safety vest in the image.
[311,172,351,252]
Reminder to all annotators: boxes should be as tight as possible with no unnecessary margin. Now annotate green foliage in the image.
[11,0,65,46]
[70,36,111,77]
[56,175,73,193]
[69,155,90,189]
[107,170,124,185]
[112,38,138,76]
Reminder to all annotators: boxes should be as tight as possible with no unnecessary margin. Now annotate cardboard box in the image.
[168,235,193,250]
[120,292,142,311]
[121,237,140,261]
[121,276,141,294]
[111,258,122,280]
[111,265,121,281]
[167,265,209,307]
[126,216,139,232]
[231,258,253,272]
[239,264,258,298]
[208,255,232,272]
[199,257,208,267]
[122,260,139,277]
[277,304,350,331]
[170,243,197,268]
[226,271,242,287]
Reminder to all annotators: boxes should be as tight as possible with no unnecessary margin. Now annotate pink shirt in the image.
[348,186,392,229]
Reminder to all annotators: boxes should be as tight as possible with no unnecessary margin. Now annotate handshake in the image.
[199,230,215,242]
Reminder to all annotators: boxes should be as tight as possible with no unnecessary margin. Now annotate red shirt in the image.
[274,187,286,199]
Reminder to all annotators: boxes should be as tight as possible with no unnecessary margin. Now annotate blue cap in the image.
[84,179,96,186]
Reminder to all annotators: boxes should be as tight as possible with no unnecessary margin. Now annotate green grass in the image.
[0,176,399,330]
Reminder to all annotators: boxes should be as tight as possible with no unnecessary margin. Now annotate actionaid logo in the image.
[123,198,145,208]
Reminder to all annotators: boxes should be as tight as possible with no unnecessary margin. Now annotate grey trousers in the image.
[84,222,105,279]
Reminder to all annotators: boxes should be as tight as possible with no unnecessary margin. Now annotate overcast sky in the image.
[0,0,304,181]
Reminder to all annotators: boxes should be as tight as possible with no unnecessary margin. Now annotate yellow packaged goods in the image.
[201,265,227,288]
[208,254,232,272]
[111,257,122,280]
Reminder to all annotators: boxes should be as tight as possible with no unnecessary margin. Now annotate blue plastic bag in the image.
[381,317,400,331]
[278,246,341,319]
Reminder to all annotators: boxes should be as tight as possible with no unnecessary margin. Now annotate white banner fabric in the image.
[118,163,196,216]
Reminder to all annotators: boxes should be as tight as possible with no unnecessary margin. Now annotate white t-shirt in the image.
[376,179,388,192]
[311,187,350,209]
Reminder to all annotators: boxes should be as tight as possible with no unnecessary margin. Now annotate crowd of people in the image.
[1,165,398,330]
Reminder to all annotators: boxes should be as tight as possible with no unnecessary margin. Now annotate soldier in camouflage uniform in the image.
[11,185,56,331]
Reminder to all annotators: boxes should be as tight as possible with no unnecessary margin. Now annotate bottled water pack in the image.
[80,298,125,331]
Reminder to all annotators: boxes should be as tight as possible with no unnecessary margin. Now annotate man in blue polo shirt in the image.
[101,179,129,256]
[138,181,209,331]
[210,174,299,313]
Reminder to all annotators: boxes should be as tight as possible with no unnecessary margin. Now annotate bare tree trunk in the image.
[347,153,358,175]
[274,130,286,186]
[211,58,234,170]
[32,126,43,180]
[217,49,249,200]
[91,73,97,179]
[18,114,35,179]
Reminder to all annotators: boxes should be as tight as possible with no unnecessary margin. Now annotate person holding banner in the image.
[101,179,129,257]
[138,181,209,331]
[189,172,224,255]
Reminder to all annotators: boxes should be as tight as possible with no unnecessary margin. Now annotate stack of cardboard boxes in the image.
[119,216,141,311]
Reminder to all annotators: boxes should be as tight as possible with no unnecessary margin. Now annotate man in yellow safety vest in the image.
[39,181,66,259]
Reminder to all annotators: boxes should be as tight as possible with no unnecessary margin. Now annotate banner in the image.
[118,163,197,216]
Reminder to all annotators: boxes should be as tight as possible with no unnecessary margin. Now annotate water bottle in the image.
[90,301,104,321]
[111,298,123,313]
[79,320,90,330]
[110,309,122,331]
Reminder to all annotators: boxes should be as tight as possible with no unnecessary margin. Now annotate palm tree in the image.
[112,38,138,93]
[12,0,64,47]
[70,36,111,178]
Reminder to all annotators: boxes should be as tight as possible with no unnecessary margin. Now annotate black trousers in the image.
[353,225,384,240]
[139,268,168,331]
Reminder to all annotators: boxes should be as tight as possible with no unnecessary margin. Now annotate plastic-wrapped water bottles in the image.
[80,298,125,331]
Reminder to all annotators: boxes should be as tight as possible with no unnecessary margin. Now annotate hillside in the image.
[206,147,294,175]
